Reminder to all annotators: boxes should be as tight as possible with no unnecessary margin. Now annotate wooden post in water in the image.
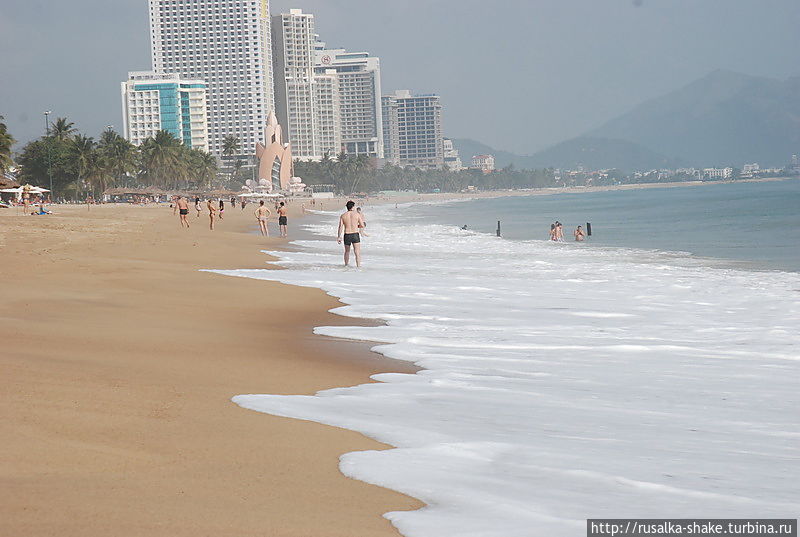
[496,220,501,237]
[586,222,592,236]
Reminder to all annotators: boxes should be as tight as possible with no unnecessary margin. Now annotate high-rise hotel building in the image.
[121,71,209,152]
[272,9,317,160]
[272,10,344,160]
[315,45,383,159]
[382,90,444,169]
[313,69,342,157]
[148,0,276,158]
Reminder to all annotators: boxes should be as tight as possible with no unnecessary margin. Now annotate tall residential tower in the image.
[272,8,317,160]
[382,90,443,169]
[148,0,276,157]
[315,46,383,159]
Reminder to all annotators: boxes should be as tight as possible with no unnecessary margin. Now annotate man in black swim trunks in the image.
[176,196,190,228]
[337,200,365,267]
[277,201,288,237]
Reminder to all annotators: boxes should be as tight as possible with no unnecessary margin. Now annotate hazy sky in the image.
[1,0,799,155]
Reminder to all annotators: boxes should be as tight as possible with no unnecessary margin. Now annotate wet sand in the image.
[0,202,421,536]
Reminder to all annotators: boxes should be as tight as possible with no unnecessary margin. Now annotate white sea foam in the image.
[210,204,800,537]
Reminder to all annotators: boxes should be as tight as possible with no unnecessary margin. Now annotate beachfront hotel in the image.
[272,9,318,160]
[443,138,464,171]
[272,10,344,160]
[120,71,210,152]
[382,90,444,169]
[148,0,276,158]
[314,43,384,159]
[471,154,496,173]
[313,69,343,158]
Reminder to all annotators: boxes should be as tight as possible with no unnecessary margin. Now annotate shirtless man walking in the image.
[277,201,288,237]
[337,200,365,267]
[176,196,190,228]
[255,200,271,237]
[207,198,217,230]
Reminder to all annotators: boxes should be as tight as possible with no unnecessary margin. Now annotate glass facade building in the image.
[121,71,209,151]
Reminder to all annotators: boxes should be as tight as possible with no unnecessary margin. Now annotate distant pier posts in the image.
[586,222,592,236]
[497,220,501,237]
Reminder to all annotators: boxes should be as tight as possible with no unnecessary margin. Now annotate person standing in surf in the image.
[574,225,585,241]
[277,202,288,237]
[555,221,564,242]
[356,207,369,237]
[337,200,366,267]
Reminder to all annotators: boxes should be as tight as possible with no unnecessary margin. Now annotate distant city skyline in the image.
[1,0,798,155]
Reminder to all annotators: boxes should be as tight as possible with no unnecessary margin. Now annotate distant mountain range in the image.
[454,70,800,171]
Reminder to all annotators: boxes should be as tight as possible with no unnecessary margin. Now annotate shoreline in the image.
[2,175,795,535]
[0,202,422,536]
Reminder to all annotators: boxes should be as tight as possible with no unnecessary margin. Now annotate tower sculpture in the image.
[256,111,293,192]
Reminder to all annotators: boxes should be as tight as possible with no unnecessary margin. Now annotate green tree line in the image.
[293,152,558,194]
[14,117,217,199]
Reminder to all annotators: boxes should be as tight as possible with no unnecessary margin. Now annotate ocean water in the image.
[209,182,800,537]
[407,180,800,272]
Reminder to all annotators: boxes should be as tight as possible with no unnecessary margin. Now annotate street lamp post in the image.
[44,111,53,201]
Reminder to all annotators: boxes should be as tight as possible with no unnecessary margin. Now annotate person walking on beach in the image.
[231,196,236,211]
[277,201,288,237]
[176,196,190,228]
[574,225,585,242]
[337,200,365,267]
[255,200,271,237]
[207,198,217,230]
[194,197,202,218]
[218,199,225,220]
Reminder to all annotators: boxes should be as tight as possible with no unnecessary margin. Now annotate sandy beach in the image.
[0,201,422,536]
[1,177,795,536]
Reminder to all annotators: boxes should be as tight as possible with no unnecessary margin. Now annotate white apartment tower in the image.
[313,69,342,157]
[121,71,209,152]
[148,0,276,158]
[272,9,317,159]
[382,90,444,169]
[315,46,383,158]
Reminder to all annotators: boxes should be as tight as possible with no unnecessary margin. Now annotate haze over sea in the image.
[213,180,800,537]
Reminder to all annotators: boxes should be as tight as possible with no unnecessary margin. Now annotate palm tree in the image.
[139,130,183,188]
[50,117,77,140]
[0,115,15,174]
[98,131,136,188]
[187,148,218,189]
[222,135,240,158]
[222,135,241,183]
[70,134,97,196]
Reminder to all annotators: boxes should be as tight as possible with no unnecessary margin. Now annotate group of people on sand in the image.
[549,221,585,242]
[175,195,366,267]
[253,200,288,237]
[173,195,289,236]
